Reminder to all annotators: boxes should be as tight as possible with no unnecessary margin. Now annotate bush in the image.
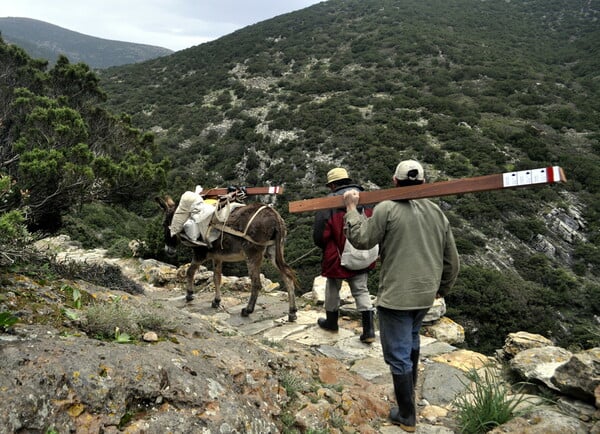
[0,209,28,243]
[60,202,151,250]
[446,266,559,354]
[82,298,180,341]
[0,209,34,266]
[505,218,547,241]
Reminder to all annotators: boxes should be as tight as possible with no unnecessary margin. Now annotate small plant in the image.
[0,311,19,331]
[62,308,81,321]
[280,369,303,399]
[280,411,299,434]
[118,410,134,429]
[71,287,82,308]
[136,307,180,333]
[60,284,97,311]
[83,299,139,340]
[329,412,345,429]
[260,338,283,348]
[114,327,133,343]
[61,284,83,309]
[453,367,533,434]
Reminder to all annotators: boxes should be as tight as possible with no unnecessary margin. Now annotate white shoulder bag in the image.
[340,239,379,270]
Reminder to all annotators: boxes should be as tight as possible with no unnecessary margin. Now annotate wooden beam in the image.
[202,186,284,197]
[288,166,567,213]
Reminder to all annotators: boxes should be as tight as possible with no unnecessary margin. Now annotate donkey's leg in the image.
[185,261,201,302]
[284,275,298,322]
[211,260,222,308]
[241,250,263,317]
[267,245,298,322]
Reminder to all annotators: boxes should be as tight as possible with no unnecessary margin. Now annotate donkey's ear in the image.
[156,195,176,210]
[155,196,168,210]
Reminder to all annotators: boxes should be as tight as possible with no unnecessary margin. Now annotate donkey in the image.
[156,196,298,322]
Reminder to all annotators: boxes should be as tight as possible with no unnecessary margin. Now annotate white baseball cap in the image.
[394,160,424,181]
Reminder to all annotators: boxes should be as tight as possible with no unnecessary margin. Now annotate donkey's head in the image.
[155,195,179,257]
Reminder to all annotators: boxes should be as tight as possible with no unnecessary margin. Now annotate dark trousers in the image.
[377,306,428,375]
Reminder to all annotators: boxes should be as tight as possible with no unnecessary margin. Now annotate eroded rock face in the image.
[510,346,573,391]
[552,348,600,403]
[0,324,283,433]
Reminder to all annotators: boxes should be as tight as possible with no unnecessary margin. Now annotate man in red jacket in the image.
[313,167,377,343]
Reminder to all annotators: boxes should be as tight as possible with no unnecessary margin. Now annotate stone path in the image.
[142,270,483,434]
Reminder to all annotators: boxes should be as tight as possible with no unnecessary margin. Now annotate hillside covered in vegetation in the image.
[2,0,599,354]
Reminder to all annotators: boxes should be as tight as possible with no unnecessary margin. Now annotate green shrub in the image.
[0,209,34,266]
[106,238,133,258]
[446,266,559,354]
[0,312,19,331]
[60,202,150,250]
[0,210,28,243]
[280,369,304,399]
[505,218,547,241]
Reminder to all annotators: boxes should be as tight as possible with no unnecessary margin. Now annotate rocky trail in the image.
[0,235,596,433]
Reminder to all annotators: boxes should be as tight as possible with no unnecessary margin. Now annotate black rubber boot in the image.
[389,372,416,432]
[410,348,420,386]
[317,310,339,331]
[359,310,376,343]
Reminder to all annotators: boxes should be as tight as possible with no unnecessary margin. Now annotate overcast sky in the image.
[1,0,326,51]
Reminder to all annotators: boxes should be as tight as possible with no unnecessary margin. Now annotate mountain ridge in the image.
[0,16,173,68]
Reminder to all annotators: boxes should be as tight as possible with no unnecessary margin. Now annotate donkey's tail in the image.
[273,210,300,291]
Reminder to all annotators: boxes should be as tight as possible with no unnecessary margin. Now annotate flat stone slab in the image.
[238,318,276,336]
[316,345,357,361]
[332,334,383,360]
[421,362,469,406]
[261,322,310,342]
[286,326,355,346]
[349,356,389,382]
[421,340,457,358]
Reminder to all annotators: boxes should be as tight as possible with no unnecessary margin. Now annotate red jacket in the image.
[313,184,376,278]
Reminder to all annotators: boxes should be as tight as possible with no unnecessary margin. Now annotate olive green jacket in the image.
[344,198,459,310]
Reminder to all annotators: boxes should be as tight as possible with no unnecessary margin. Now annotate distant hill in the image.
[0,17,173,68]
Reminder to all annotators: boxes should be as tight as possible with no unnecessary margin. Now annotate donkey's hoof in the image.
[288,312,298,322]
[241,307,253,317]
[211,298,221,308]
[185,294,195,302]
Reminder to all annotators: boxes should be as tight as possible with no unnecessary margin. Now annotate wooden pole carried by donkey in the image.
[202,185,283,197]
[288,166,567,213]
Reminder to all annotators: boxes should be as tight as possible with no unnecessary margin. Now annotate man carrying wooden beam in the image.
[342,159,461,432]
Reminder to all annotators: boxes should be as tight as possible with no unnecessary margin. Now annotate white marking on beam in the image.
[552,166,561,183]
[531,168,548,184]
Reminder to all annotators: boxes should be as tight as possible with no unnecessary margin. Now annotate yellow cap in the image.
[326,167,349,185]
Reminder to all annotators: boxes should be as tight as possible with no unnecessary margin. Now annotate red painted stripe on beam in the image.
[547,166,554,183]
